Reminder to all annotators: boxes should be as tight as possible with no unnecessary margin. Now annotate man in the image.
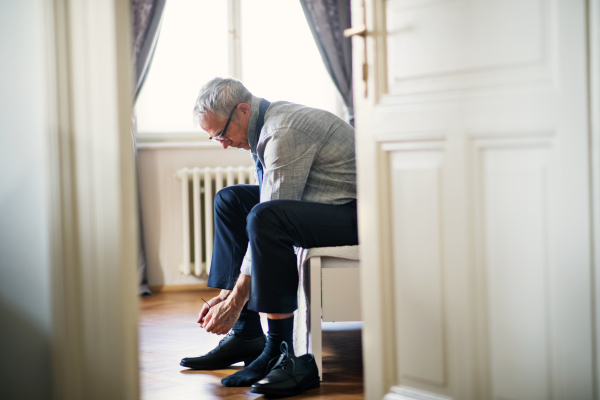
[180,77,358,397]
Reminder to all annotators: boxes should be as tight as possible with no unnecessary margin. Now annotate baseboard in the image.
[148,284,212,293]
[383,386,453,400]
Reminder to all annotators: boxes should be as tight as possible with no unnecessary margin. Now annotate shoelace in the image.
[216,331,235,350]
[267,341,296,376]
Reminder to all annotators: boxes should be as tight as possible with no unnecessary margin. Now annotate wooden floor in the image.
[139,290,364,399]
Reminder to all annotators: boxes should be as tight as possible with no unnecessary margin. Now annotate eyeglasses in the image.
[209,105,237,142]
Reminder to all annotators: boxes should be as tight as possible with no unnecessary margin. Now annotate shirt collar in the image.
[247,95,262,153]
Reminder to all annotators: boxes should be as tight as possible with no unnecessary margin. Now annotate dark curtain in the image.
[132,0,167,100]
[131,0,166,296]
[300,0,354,125]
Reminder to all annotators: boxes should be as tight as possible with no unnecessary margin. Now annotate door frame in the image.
[45,0,140,399]
[589,0,600,397]
[353,0,398,399]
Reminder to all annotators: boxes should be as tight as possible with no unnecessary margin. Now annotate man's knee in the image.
[215,186,236,203]
[214,186,242,214]
[246,202,283,234]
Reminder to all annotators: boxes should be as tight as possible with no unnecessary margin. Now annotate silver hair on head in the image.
[193,77,252,127]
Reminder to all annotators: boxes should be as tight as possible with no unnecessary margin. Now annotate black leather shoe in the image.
[250,342,320,398]
[180,332,266,370]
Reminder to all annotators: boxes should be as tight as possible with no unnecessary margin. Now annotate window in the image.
[136,0,342,142]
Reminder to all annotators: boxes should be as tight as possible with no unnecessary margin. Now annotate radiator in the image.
[175,166,256,276]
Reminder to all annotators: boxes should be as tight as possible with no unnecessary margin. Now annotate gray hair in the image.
[193,77,252,127]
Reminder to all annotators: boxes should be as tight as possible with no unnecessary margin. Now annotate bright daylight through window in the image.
[135,0,342,142]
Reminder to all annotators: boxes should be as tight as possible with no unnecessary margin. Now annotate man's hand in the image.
[201,298,244,334]
[198,273,251,335]
[197,289,230,326]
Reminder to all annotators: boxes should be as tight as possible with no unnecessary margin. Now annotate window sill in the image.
[135,130,221,150]
[136,141,222,150]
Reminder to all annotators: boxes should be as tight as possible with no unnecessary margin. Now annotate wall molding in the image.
[149,284,210,293]
[383,385,453,400]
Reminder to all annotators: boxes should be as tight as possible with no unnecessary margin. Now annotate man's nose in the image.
[220,140,229,149]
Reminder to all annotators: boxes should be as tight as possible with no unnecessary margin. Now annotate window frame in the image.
[135,0,344,146]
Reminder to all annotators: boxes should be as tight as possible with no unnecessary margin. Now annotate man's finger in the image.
[202,309,213,329]
[197,304,209,323]
[204,316,216,333]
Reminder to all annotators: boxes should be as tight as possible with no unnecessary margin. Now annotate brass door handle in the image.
[344,26,366,38]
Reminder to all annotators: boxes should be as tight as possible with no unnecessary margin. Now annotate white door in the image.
[352,1,594,399]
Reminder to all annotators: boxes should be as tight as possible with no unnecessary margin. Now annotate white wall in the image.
[138,145,253,286]
[0,0,53,398]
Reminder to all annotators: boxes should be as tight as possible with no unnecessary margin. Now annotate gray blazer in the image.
[241,95,357,275]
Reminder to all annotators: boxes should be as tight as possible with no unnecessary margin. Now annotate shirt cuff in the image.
[241,245,252,276]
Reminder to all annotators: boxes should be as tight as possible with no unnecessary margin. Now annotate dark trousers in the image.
[207,185,359,314]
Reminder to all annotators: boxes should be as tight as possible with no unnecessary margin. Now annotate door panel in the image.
[384,0,551,97]
[474,141,553,400]
[388,146,447,389]
[387,0,543,82]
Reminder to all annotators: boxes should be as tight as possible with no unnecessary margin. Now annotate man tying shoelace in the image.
[179,77,358,397]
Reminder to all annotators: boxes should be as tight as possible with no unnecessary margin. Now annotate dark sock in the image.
[222,315,294,387]
[232,302,264,340]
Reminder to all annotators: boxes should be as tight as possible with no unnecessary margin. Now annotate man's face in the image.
[201,104,251,150]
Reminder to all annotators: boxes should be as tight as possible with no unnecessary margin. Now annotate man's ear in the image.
[238,102,251,115]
